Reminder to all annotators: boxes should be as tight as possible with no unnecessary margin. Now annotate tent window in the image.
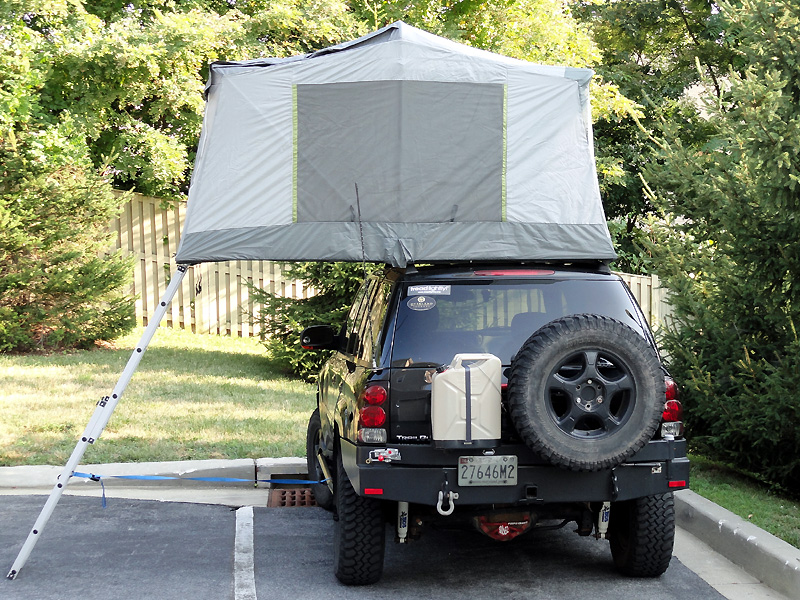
[294,80,505,223]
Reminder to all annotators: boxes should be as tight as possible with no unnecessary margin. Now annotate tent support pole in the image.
[7,265,189,580]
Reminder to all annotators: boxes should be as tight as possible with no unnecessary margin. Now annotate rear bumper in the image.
[341,438,690,506]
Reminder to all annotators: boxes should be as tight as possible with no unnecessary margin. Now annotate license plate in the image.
[458,455,517,487]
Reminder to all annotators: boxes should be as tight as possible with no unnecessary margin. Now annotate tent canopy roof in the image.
[175,22,615,267]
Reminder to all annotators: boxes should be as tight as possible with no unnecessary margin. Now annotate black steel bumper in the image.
[341,438,690,506]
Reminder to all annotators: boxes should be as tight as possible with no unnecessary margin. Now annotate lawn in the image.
[689,453,800,549]
[0,327,316,466]
[2,327,799,550]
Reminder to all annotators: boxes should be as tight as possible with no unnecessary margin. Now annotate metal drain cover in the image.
[268,487,318,508]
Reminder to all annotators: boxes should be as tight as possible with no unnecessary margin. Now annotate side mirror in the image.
[300,325,339,350]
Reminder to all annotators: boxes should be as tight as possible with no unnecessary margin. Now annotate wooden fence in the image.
[615,272,671,331]
[111,193,670,337]
[110,193,313,337]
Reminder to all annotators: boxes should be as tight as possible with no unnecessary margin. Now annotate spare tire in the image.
[507,314,664,471]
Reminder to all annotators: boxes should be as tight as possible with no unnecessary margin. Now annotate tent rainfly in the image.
[175,21,616,267]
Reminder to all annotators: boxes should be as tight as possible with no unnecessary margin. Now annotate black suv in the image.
[302,264,688,585]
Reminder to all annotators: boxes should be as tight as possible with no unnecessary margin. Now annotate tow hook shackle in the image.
[436,490,459,516]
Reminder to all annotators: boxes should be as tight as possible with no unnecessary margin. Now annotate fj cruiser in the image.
[301,264,688,585]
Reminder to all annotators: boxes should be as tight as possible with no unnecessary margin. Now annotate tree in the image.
[2,0,363,352]
[0,8,134,351]
[646,0,800,493]
[18,0,363,200]
[249,263,376,381]
[575,0,738,272]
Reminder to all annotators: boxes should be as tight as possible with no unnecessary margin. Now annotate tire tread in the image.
[333,448,385,585]
[610,492,675,577]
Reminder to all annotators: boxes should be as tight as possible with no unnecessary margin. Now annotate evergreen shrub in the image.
[648,0,800,493]
[249,262,376,381]
[0,140,135,352]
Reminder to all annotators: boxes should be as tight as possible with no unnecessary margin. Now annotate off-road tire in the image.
[508,314,664,471]
[609,492,675,577]
[306,408,334,511]
[333,445,385,585]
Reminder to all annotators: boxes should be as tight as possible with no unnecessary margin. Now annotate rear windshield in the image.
[390,279,646,367]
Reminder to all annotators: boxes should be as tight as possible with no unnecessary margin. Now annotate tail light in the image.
[360,406,387,427]
[662,400,683,422]
[358,384,388,444]
[665,378,678,401]
[474,269,555,277]
[362,385,387,405]
[661,377,684,438]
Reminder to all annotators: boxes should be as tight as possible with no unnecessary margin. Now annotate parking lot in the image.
[0,493,762,600]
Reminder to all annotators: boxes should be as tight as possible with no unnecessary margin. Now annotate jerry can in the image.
[431,354,502,449]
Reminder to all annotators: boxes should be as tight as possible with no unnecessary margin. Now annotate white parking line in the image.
[234,506,257,600]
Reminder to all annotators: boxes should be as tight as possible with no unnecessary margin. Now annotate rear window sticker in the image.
[408,285,451,296]
[407,296,437,311]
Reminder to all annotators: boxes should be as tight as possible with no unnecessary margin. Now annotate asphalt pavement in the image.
[1,458,798,600]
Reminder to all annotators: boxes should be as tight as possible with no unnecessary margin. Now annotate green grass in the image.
[689,453,800,549]
[0,327,316,466]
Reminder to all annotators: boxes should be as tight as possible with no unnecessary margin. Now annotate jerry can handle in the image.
[449,353,498,369]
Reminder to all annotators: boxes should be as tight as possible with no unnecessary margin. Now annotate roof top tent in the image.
[175,21,616,267]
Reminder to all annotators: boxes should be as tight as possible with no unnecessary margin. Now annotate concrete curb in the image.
[2,461,798,596]
[0,458,307,490]
[675,489,800,598]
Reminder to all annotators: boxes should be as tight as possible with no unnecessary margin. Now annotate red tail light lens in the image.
[665,378,678,401]
[361,385,388,405]
[662,377,683,433]
[662,400,683,422]
[360,406,387,427]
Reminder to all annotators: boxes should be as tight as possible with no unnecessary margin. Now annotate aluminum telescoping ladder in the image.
[7,266,188,580]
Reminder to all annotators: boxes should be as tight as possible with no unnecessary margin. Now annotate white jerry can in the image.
[431,353,502,449]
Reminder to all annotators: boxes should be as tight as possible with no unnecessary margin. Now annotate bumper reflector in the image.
[364,488,384,495]
[668,480,687,488]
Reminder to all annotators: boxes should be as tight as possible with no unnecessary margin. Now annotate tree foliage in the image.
[647,0,800,493]
[1,6,135,351]
[18,0,362,199]
[576,0,738,273]
[1,0,363,352]
[248,263,377,381]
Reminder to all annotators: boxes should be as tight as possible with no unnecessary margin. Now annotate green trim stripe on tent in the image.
[292,84,299,224]
[502,83,508,222]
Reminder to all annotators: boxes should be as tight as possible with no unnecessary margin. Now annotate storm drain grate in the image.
[268,487,318,508]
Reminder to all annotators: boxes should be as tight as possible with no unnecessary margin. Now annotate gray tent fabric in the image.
[295,80,505,223]
[175,21,616,267]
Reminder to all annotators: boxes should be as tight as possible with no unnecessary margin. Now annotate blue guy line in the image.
[72,472,325,485]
